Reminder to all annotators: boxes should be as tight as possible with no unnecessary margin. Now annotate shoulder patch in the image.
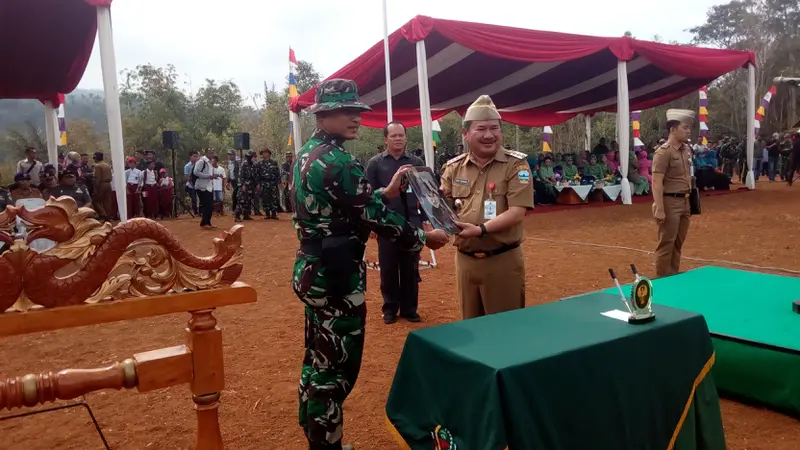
[504,149,527,160]
[444,153,468,167]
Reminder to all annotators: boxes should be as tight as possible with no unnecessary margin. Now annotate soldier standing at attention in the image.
[652,109,695,277]
[441,95,534,320]
[226,149,240,211]
[258,148,281,219]
[292,79,448,450]
[282,151,294,212]
[234,150,257,222]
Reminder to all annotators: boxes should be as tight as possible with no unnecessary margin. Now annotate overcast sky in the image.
[77,0,720,99]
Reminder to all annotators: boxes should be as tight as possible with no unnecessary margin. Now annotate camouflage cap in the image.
[246,150,256,157]
[306,79,372,114]
[227,149,236,155]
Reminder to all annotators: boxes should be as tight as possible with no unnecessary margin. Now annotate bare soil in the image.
[1,180,799,450]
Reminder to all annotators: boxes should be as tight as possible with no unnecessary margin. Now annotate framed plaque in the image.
[405,167,460,234]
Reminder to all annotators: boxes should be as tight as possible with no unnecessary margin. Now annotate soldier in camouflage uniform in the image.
[257,148,281,219]
[234,150,258,222]
[292,79,448,450]
[282,151,294,212]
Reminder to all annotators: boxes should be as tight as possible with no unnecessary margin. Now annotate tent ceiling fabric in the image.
[291,15,755,128]
[0,0,112,106]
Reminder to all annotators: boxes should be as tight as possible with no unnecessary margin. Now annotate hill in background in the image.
[0,88,108,134]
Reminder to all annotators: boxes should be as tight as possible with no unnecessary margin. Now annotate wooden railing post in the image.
[187,309,224,450]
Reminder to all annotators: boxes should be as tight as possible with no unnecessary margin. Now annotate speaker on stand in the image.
[162,131,194,218]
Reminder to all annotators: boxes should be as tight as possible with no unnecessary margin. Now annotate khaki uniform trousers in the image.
[455,246,525,320]
[655,196,691,277]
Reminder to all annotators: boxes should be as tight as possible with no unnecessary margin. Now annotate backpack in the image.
[191,160,206,185]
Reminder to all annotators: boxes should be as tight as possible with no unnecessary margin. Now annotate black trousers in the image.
[230,180,239,210]
[197,189,213,226]
[377,237,421,317]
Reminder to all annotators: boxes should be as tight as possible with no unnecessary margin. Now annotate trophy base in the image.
[628,314,656,324]
[793,300,800,314]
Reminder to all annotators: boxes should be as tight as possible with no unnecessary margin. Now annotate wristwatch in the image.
[479,223,488,237]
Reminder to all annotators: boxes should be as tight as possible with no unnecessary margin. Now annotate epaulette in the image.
[504,149,528,160]
[444,153,468,167]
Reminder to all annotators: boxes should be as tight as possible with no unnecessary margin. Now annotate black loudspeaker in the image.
[162,130,179,149]
[234,132,250,150]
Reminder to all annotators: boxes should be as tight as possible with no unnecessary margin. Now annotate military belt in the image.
[664,192,690,198]
[459,242,520,259]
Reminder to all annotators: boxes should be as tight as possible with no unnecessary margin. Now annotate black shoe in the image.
[383,314,398,324]
[401,313,421,323]
[243,216,253,220]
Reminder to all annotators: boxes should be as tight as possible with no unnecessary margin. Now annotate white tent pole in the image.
[382,0,393,122]
[43,101,59,165]
[584,114,592,152]
[96,5,128,221]
[291,111,302,153]
[617,60,632,205]
[416,40,435,170]
[746,63,756,190]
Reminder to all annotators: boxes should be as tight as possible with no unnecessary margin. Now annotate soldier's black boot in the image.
[234,215,242,223]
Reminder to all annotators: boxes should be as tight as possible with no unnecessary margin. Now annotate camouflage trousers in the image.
[235,185,253,218]
[261,183,280,216]
[722,159,735,178]
[294,250,367,448]
[282,184,293,212]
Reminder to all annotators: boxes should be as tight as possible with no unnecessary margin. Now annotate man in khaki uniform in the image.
[652,109,695,277]
[441,95,534,319]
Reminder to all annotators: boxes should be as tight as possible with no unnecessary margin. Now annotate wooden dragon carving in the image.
[0,197,243,312]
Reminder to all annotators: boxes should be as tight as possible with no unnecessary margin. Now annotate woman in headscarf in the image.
[627,151,649,195]
[576,151,590,172]
[532,161,557,205]
[637,149,652,186]
[562,154,579,180]
[607,151,620,173]
[585,154,605,180]
[599,153,613,178]
[537,155,559,201]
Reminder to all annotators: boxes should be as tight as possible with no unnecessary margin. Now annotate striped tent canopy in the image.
[292,15,755,128]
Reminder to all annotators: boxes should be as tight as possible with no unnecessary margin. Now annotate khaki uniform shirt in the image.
[94,162,112,183]
[652,143,692,194]
[441,149,534,252]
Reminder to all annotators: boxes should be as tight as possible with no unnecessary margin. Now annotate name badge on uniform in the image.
[484,181,497,219]
[484,200,497,220]
[455,178,469,185]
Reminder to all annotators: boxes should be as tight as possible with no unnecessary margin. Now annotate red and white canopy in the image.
[291,15,755,128]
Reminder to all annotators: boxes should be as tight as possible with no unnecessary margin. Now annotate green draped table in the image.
[386,292,726,450]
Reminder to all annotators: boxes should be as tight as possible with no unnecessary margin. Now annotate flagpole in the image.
[382,0,393,122]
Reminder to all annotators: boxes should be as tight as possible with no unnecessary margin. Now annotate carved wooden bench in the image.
[0,197,256,449]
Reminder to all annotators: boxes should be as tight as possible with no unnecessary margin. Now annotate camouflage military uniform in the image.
[293,79,425,449]
[258,151,281,219]
[235,151,258,221]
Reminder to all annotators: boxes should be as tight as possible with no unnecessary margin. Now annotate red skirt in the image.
[142,184,159,218]
[158,187,173,218]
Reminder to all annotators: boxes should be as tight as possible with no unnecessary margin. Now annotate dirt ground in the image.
[2,180,800,450]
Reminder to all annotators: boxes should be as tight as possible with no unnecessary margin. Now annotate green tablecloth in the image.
[386,292,725,450]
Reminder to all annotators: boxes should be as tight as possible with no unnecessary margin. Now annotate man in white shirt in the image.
[193,149,219,228]
[184,151,199,215]
[211,156,227,215]
[16,147,43,186]
[124,157,143,218]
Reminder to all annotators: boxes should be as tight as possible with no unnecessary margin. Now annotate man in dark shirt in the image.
[50,167,93,208]
[789,132,800,186]
[366,121,427,324]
